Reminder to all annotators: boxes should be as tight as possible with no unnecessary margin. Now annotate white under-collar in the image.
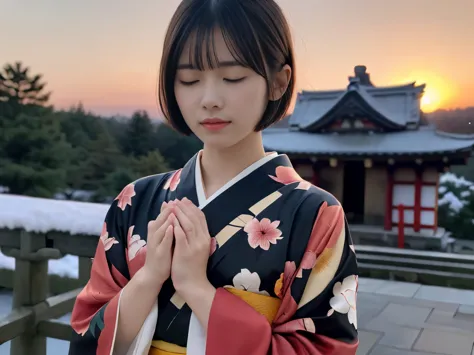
[194,150,278,209]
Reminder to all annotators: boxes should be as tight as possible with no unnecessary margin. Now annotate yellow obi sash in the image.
[149,288,282,355]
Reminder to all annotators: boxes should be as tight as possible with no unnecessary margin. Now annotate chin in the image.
[201,136,240,150]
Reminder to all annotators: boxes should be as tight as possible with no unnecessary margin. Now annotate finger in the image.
[173,203,195,238]
[153,214,174,245]
[161,224,174,250]
[173,217,188,248]
[182,198,208,239]
[148,202,173,235]
[160,201,168,214]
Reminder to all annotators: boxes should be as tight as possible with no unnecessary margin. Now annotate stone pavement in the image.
[357,278,474,355]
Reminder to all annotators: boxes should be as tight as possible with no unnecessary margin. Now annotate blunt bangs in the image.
[158,0,296,135]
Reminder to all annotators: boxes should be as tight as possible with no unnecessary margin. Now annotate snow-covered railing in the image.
[0,194,108,354]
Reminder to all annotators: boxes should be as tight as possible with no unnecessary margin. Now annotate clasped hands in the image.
[142,197,213,299]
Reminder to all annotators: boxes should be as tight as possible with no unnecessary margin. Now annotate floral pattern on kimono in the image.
[68,154,358,355]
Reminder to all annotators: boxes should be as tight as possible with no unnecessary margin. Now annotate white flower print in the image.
[327,275,358,329]
[127,225,146,261]
[227,268,270,296]
[99,222,119,251]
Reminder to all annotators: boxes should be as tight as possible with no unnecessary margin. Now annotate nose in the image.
[201,79,224,110]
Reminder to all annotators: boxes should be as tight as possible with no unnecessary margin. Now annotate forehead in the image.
[178,27,238,67]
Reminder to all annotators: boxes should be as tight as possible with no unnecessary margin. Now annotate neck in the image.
[199,132,266,197]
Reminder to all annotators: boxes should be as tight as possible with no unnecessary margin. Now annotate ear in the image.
[269,64,292,101]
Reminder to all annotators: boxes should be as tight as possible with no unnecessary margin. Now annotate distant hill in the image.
[425,107,474,134]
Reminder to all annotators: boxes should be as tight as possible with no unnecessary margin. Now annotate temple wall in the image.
[319,166,343,201]
[364,167,387,225]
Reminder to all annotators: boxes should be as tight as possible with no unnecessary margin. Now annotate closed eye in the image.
[224,77,246,83]
[179,80,199,86]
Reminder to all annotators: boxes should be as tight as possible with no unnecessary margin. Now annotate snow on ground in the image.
[0,194,110,278]
[0,253,79,278]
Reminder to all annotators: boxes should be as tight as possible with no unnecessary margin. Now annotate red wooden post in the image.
[398,204,405,248]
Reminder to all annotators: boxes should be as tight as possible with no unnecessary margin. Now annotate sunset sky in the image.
[2,0,473,117]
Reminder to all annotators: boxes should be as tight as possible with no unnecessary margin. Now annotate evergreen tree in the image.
[0,113,71,197]
[81,131,125,192]
[133,150,169,177]
[438,173,474,240]
[153,123,202,169]
[0,62,52,118]
[123,110,155,157]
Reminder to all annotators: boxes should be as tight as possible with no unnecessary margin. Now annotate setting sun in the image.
[391,71,457,113]
[421,87,442,113]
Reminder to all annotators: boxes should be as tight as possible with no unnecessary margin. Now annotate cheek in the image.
[233,79,268,116]
[174,85,196,118]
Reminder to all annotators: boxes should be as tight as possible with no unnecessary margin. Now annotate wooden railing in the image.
[0,227,97,355]
[1,229,474,354]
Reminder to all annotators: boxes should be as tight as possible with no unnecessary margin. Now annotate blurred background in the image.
[1,1,474,354]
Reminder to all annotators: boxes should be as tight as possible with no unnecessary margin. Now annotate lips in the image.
[201,118,230,124]
[200,118,231,131]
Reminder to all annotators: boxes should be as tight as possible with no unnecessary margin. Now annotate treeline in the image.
[0,61,202,202]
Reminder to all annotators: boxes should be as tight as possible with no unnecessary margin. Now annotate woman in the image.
[69,1,359,354]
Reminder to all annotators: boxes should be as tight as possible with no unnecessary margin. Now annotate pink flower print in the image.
[296,251,317,278]
[127,225,146,261]
[269,166,311,190]
[244,218,283,251]
[115,183,136,211]
[164,169,182,191]
[99,222,119,251]
[209,237,217,256]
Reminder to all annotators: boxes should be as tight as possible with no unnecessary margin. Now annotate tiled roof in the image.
[262,126,474,156]
[290,84,424,130]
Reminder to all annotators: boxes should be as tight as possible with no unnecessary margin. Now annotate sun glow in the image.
[420,86,442,113]
[392,72,456,113]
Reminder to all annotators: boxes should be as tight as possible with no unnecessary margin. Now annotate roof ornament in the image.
[348,65,374,87]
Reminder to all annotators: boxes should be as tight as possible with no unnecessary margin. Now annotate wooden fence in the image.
[1,228,474,354]
[0,227,96,355]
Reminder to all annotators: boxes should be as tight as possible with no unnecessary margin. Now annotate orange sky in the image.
[2,0,473,117]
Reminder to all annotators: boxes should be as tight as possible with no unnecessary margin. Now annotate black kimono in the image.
[69,152,359,355]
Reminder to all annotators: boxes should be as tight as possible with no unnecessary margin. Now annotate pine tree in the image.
[123,110,155,157]
[0,62,51,118]
[0,113,71,197]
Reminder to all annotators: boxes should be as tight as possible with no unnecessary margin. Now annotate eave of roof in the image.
[262,126,474,156]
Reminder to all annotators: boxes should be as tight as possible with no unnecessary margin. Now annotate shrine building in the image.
[263,66,474,237]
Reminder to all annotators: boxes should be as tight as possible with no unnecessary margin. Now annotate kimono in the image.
[68,151,359,355]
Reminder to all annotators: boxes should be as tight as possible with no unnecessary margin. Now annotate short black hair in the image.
[158,0,296,135]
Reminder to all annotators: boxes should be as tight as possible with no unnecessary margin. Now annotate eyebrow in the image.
[177,60,242,70]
